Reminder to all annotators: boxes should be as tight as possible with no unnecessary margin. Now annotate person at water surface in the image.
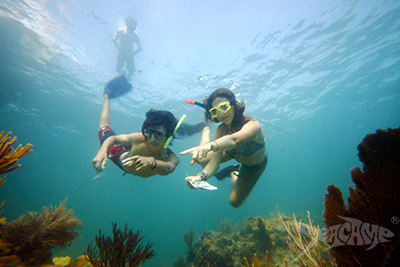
[180,88,268,207]
[112,16,142,80]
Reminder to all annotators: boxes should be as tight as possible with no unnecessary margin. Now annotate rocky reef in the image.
[180,215,332,267]
[323,127,400,266]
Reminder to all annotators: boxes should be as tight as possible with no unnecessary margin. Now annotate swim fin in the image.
[104,74,132,99]
[214,164,240,181]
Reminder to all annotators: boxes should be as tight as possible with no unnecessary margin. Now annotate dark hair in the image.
[203,88,250,131]
[125,16,137,28]
[141,109,177,138]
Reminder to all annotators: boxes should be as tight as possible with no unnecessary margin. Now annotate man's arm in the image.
[112,30,121,50]
[152,151,180,176]
[133,32,143,55]
[121,149,180,176]
[92,133,141,172]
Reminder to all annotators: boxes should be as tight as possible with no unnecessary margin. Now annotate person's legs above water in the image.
[116,53,125,75]
[126,55,134,80]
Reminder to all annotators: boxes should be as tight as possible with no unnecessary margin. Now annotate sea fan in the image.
[86,222,155,267]
[0,198,82,265]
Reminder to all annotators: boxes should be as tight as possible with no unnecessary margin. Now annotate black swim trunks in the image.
[98,126,132,170]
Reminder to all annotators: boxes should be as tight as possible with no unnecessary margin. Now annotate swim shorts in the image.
[98,126,132,170]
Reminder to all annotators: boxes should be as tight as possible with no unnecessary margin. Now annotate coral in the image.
[0,198,82,266]
[184,228,195,249]
[184,227,196,262]
[85,222,155,267]
[53,256,71,266]
[323,127,400,266]
[0,253,23,267]
[256,218,273,252]
[64,255,92,267]
[185,216,301,267]
[172,254,185,267]
[0,230,24,267]
[0,131,33,179]
[0,131,33,223]
[0,201,5,225]
[0,131,33,267]
[279,211,334,267]
[243,250,288,267]
[216,218,233,234]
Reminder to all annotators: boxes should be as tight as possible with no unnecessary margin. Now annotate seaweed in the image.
[85,222,155,267]
[216,218,232,234]
[172,254,185,267]
[1,198,81,265]
[279,211,333,267]
[0,130,33,266]
[256,218,272,252]
[184,228,195,249]
[184,228,196,263]
[243,250,289,267]
[0,131,33,179]
[323,127,400,266]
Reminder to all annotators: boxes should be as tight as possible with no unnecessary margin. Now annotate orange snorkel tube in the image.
[185,98,205,109]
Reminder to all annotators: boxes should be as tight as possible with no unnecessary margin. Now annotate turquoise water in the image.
[0,0,399,266]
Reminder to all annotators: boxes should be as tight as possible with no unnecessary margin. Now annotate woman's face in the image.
[210,97,234,125]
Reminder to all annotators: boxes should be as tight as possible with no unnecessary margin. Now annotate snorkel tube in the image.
[161,114,187,158]
[185,98,205,109]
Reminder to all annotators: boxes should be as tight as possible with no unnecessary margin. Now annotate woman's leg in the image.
[99,94,110,129]
[229,159,267,208]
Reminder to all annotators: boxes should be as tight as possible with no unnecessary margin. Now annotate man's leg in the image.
[99,94,110,129]
[116,53,125,74]
[126,55,134,80]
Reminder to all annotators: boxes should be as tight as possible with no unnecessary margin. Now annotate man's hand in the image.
[122,155,155,171]
[92,151,108,173]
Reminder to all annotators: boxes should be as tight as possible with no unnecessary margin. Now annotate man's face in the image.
[126,21,136,30]
[143,126,167,146]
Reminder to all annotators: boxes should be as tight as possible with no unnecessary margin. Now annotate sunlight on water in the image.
[1,0,399,266]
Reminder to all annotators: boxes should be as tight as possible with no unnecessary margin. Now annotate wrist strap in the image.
[198,170,209,181]
[151,157,157,170]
